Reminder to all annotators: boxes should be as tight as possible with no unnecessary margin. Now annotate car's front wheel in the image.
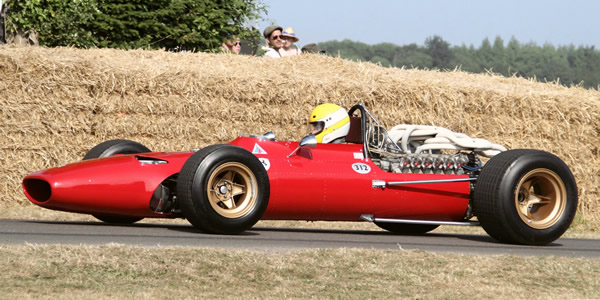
[83,139,151,160]
[473,149,578,245]
[177,145,270,234]
[84,139,151,225]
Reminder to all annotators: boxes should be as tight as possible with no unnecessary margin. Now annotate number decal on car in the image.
[352,163,371,174]
[259,158,271,171]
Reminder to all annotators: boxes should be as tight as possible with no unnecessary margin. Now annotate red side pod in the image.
[22,152,192,217]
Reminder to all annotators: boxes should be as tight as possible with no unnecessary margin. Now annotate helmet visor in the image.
[310,121,325,135]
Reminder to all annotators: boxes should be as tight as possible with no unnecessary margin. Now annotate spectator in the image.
[280,27,301,57]
[221,37,241,54]
[302,43,326,54]
[262,25,283,58]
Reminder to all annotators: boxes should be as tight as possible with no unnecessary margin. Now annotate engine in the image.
[356,106,501,176]
[371,152,479,175]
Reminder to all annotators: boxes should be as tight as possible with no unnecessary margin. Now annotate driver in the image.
[309,103,350,143]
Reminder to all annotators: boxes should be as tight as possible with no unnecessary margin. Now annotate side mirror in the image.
[261,131,276,141]
[299,134,317,148]
[287,134,317,157]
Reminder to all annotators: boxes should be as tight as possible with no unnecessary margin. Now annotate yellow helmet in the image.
[309,104,350,143]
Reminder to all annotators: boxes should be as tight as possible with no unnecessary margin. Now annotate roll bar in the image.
[347,104,369,159]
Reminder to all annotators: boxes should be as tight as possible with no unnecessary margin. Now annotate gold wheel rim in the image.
[514,168,566,229]
[206,162,257,219]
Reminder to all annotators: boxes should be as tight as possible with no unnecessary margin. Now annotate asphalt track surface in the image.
[1,219,599,258]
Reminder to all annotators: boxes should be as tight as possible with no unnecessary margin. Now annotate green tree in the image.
[370,55,391,67]
[319,36,600,89]
[5,0,99,47]
[505,36,521,75]
[393,43,432,69]
[572,46,600,88]
[94,0,264,51]
[538,43,571,84]
[5,0,265,51]
[449,44,478,72]
[319,39,373,61]
[476,38,494,71]
[425,35,452,69]
[491,36,508,75]
[372,42,397,65]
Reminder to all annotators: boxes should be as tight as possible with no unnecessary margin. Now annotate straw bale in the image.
[1,45,599,227]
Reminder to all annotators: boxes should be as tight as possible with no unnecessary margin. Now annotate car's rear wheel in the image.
[84,139,151,225]
[375,222,439,235]
[473,149,577,245]
[177,145,270,234]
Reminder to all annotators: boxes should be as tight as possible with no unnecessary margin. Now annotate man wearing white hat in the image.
[280,27,301,57]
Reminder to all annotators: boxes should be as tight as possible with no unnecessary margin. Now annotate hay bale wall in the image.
[1,45,599,227]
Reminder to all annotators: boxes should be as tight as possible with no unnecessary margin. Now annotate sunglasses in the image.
[270,35,283,40]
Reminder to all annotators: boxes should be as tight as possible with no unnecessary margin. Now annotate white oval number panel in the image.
[259,158,271,171]
[352,162,371,174]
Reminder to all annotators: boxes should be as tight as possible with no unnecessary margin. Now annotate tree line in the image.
[319,36,600,89]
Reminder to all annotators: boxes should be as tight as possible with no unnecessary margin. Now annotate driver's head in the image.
[309,104,350,143]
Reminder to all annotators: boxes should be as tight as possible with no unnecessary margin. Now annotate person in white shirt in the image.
[262,25,284,58]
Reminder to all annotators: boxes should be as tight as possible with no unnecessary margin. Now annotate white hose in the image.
[388,124,506,157]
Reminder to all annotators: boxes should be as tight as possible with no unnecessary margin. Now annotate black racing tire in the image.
[84,139,151,225]
[83,139,151,160]
[177,144,270,234]
[473,149,577,245]
[375,222,439,235]
[93,215,144,224]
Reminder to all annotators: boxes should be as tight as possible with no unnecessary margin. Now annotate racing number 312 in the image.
[352,162,371,174]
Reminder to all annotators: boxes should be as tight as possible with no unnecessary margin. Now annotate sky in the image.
[257,0,600,49]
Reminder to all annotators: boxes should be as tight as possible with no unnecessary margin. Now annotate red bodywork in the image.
[23,137,471,222]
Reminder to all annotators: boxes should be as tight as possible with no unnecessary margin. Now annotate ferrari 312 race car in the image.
[22,104,578,245]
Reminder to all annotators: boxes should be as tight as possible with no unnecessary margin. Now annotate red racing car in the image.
[22,104,578,245]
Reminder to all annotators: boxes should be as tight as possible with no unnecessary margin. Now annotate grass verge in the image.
[1,244,599,299]
[2,206,599,299]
